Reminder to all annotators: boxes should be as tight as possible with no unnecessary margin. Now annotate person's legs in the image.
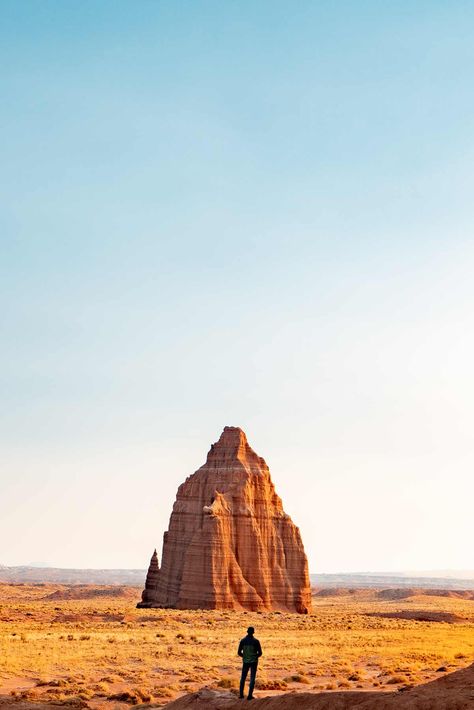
[239,663,250,698]
[248,662,258,699]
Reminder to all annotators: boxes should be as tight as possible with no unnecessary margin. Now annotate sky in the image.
[1,1,473,574]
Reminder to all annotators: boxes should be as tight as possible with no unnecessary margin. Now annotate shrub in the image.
[283,674,310,684]
[152,686,173,698]
[387,675,408,685]
[256,679,288,690]
[93,682,109,695]
[116,689,154,704]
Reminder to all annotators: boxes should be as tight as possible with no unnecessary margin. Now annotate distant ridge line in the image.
[311,573,474,590]
[0,566,145,585]
[0,566,473,589]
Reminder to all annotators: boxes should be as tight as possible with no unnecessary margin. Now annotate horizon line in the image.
[2,564,473,578]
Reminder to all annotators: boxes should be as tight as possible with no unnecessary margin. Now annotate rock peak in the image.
[214,426,248,449]
[206,426,264,470]
[222,425,247,438]
[139,548,160,606]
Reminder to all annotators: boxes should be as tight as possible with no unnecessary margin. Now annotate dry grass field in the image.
[0,584,472,707]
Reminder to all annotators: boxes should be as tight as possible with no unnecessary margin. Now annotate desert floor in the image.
[0,584,472,707]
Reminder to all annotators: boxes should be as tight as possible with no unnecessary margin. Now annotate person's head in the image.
[247,626,255,636]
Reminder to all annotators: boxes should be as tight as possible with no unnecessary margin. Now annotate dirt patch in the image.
[367,610,466,623]
[52,612,124,623]
[44,586,137,601]
[377,588,474,601]
[0,698,87,710]
[313,589,361,598]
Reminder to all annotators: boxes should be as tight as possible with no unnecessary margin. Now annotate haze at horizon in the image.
[1,1,473,574]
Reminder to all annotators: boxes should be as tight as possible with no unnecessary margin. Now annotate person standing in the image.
[237,626,262,700]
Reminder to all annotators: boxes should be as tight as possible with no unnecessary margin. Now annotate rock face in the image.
[138,426,311,613]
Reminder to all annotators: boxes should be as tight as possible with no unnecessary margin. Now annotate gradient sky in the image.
[1,1,473,574]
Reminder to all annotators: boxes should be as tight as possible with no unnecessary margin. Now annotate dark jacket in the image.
[238,635,262,664]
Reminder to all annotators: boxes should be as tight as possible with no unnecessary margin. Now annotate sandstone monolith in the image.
[138,426,311,613]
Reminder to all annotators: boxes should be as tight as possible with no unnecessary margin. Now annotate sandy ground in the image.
[163,661,474,708]
[0,584,472,708]
[1,664,474,709]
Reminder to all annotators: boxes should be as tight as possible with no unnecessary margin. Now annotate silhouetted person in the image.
[238,626,262,700]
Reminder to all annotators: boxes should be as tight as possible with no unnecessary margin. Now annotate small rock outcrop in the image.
[140,549,160,606]
[138,426,311,613]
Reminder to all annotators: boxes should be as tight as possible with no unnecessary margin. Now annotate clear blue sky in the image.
[1,1,473,573]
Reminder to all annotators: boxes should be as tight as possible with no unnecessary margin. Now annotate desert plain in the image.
[0,583,473,708]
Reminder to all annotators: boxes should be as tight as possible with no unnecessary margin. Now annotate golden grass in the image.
[0,584,472,706]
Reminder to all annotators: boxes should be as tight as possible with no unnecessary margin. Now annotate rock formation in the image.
[139,549,160,606]
[138,426,311,613]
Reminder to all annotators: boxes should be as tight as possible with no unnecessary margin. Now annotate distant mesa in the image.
[0,566,145,585]
[45,586,136,601]
[138,426,311,613]
[368,609,466,624]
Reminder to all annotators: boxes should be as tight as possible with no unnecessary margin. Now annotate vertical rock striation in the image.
[138,427,312,613]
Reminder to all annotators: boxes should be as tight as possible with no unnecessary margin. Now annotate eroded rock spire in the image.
[140,549,160,606]
[138,427,311,613]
